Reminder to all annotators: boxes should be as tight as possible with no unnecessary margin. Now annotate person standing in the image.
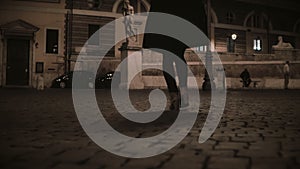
[240,68,251,87]
[143,0,208,110]
[283,61,290,89]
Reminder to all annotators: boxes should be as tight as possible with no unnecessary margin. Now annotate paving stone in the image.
[280,151,300,158]
[261,132,286,137]
[207,157,250,169]
[84,151,127,169]
[55,149,97,164]
[202,150,235,157]
[231,136,263,142]
[211,132,236,138]
[249,142,280,150]
[50,163,100,169]
[0,146,37,165]
[263,137,291,142]
[211,135,231,142]
[162,159,203,169]
[226,121,247,128]
[236,132,261,137]
[237,149,279,158]
[192,139,216,151]
[215,142,248,150]
[1,162,43,169]
[124,154,169,169]
[282,142,300,151]
[162,150,205,169]
[251,158,288,169]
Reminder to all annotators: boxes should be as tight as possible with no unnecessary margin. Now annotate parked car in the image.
[51,71,120,89]
[51,71,95,89]
[95,71,120,89]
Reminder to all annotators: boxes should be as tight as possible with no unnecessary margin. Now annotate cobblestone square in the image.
[0,88,299,169]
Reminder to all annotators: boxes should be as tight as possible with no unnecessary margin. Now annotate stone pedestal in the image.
[273,48,296,61]
[119,42,144,89]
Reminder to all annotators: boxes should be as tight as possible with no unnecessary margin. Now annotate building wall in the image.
[212,0,300,55]
[71,14,115,56]
[68,0,299,89]
[0,0,298,89]
[0,0,67,87]
[67,0,150,73]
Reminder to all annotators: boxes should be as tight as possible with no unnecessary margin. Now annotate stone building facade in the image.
[0,0,299,88]
[211,0,300,54]
[66,0,150,76]
[0,0,67,88]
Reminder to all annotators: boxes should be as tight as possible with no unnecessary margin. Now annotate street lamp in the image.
[231,33,237,40]
[230,33,237,52]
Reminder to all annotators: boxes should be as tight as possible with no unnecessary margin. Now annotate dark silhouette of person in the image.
[240,68,251,87]
[143,0,207,110]
[283,61,290,89]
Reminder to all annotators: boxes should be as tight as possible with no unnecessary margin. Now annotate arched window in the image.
[226,12,235,24]
[245,12,270,29]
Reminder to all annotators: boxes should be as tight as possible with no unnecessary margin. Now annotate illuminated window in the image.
[253,37,262,51]
[193,46,207,52]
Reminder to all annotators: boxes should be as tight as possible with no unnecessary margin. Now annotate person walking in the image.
[283,61,290,89]
[143,0,208,110]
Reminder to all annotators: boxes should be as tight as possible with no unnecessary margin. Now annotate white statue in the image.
[123,0,136,42]
[272,36,293,49]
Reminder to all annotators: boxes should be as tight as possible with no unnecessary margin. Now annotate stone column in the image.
[119,42,144,89]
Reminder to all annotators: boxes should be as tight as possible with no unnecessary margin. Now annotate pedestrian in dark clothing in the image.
[143,0,208,110]
[283,61,290,89]
[240,68,251,87]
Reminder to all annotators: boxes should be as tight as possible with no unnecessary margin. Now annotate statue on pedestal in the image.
[272,36,294,49]
[119,0,143,89]
[122,0,136,43]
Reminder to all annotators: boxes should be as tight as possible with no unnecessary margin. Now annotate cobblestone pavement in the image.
[0,88,300,169]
